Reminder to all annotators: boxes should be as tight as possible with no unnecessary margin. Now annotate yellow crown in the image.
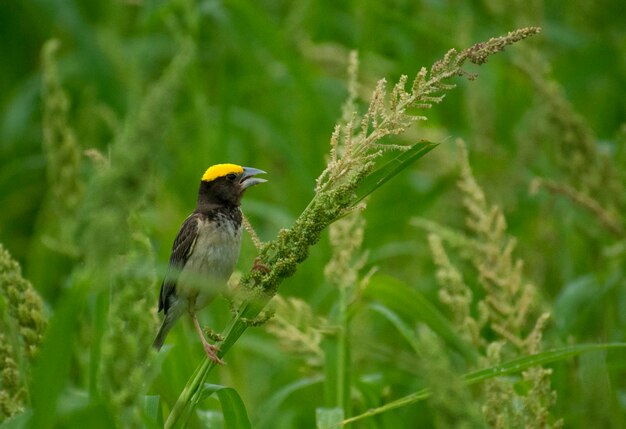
[201,164,244,182]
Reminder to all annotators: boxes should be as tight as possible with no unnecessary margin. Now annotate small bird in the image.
[153,163,267,364]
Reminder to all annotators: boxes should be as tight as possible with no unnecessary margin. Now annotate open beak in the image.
[240,166,267,190]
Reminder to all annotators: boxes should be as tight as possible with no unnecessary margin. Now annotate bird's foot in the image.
[253,257,270,274]
[203,342,225,365]
[191,312,225,365]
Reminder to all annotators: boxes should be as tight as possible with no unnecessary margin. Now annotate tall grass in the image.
[1,1,626,428]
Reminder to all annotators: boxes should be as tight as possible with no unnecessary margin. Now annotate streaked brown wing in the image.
[158,213,201,313]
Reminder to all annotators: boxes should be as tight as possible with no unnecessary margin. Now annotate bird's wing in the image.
[158,213,201,313]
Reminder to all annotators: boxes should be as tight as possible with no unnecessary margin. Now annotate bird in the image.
[153,163,267,364]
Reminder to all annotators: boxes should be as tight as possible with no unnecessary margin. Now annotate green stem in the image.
[164,298,270,428]
[341,343,626,426]
[336,285,350,415]
[164,356,210,428]
[164,135,436,426]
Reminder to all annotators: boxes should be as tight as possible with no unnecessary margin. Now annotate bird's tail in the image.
[153,317,174,350]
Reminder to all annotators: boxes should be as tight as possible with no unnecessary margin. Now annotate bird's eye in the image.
[226,173,237,181]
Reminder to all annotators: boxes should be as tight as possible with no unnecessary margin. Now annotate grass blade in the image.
[462,343,626,384]
[353,141,438,205]
[365,274,478,363]
[342,342,626,426]
[257,376,324,429]
[29,284,88,429]
[143,395,163,428]
[200,384,252,429]
[368,303,421,354]
[165,298,269,428]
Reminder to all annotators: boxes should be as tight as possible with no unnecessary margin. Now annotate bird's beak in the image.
[240,166,268,190]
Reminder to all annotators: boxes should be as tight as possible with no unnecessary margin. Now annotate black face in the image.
[197,173,243,208]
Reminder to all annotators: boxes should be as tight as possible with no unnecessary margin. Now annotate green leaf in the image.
[316,407,344,429]
[164,143,438,427]
[200,383,252,429]
[0,410,32,429]
[368,303,421,354]
[29,279,87,429]
[353,141,438,205]
[57,398,116,429]
[257,376,324,429]
[165,298,269,429]
[143,395,163,428]
[342,342,626,426]
[89,290,109,397]
[365,274,478,363]
[462,343,626,384]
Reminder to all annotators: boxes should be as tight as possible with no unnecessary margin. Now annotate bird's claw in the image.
[203,342,225,365]
[253,257,270,274]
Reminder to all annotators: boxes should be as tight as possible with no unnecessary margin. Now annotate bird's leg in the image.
[191,312,225,365]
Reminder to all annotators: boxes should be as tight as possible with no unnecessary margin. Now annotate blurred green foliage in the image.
[1,0,625,428]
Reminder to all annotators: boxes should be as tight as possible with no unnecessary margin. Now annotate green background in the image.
[1,0,625,427]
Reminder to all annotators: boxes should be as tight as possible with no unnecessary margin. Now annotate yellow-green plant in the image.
[266,295,328,368]
[29,30,195,429]
[0,244,47,421]
[415,325,487,429]
[517,48,624,238]
[87,39,194,428]
[418,140,561,428]
[40,40,84,255]
[164,27,541,427]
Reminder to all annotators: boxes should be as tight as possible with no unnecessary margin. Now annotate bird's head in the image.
[197,163,267,208]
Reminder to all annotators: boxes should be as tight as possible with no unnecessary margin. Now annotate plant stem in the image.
[336,284,350,416]
[164,298,270,428]
[341,343,626,426]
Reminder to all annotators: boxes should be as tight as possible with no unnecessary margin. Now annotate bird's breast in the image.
[177,213,242,308]
[188,214,242,278]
